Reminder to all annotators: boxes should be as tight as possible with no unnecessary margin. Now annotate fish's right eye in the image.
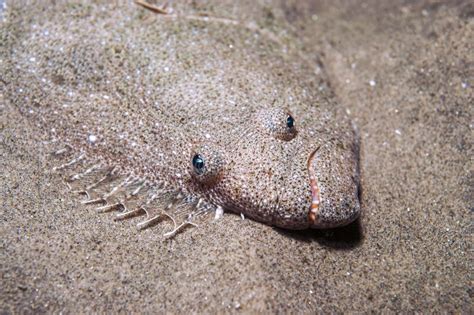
[286,114,295,129]
[256,108,298,141]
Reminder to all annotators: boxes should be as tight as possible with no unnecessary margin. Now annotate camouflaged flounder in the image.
[1,1,360,236]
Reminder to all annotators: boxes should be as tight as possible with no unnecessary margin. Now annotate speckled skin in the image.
[2,1,360,230]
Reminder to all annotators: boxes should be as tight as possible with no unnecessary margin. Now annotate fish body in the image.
[2,1,360,232]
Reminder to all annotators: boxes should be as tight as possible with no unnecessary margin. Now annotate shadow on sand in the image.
[275,218,364,250]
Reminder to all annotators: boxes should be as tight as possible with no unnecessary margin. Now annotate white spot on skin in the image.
[214,206,224,220]
[88,134,97,144]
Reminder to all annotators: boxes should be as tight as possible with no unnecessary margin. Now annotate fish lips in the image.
[307,142,361,229]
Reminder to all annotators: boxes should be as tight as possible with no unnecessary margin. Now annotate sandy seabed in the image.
[1,0,472,313]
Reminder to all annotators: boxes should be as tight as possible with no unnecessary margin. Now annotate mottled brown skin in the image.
[2,1,360,230]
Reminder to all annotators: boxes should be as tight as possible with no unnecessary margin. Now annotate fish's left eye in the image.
[190,144,224,186]
[192,154,205,174]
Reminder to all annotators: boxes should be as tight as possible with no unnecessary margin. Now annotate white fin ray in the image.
[52,146,219,237]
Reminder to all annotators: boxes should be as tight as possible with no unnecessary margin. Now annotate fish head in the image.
[188,106,361,229]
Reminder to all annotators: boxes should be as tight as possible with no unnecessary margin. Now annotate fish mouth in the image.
[307,147,321,225]
[306,139,361,229]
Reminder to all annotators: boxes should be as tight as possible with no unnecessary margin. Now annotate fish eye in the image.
[190,144,224,186]
[286,114,295,129]
[192,154,205,174]
[256,108,297,141]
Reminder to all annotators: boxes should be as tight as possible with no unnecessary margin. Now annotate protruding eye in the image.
[286,115,295,129]
[190,144,224,186]
[192,154,205,174]
[256,108,297,141]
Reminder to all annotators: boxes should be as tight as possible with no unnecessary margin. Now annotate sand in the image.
[1,0,472,313]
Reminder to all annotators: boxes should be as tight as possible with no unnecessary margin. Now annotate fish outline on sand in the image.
[2,1,361,237]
